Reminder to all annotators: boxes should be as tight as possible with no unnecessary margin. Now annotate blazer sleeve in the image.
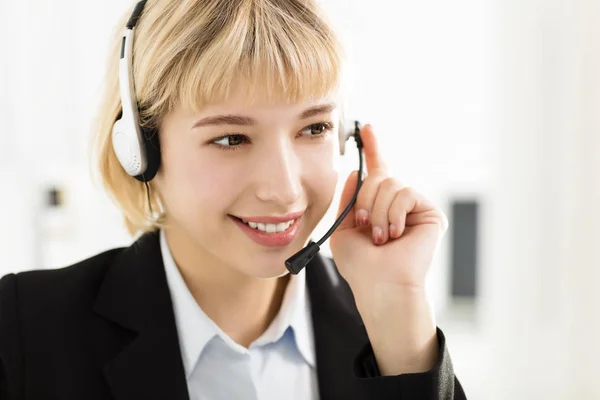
[0,273,23,400]
[353,327,467,399]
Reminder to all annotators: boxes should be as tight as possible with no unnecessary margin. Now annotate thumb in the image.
[335,170,360,231]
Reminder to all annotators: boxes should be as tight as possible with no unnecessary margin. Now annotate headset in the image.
[112,0,365,274]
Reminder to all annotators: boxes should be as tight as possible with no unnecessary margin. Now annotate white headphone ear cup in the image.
[338,124,346,156]
[112,119,144,176]
[112,120,128,166]
[339,123,354,156]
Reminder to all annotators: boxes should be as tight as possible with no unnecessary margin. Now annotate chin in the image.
[245,263,290,279]
[233,240,309,277]
[237,249,293,278]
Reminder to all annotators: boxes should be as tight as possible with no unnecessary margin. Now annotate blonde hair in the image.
[93,0,346,236]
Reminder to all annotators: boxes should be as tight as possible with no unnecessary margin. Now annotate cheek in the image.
[159,144,237,214]
[178,153,240,207]
[304,144,339,204]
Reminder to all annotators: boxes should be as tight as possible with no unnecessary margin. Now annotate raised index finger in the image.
[360,124,387,174]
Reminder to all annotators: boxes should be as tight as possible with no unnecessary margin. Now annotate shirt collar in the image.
[160,229,218,377]
[251,252,316,368]
[160,230,315,378]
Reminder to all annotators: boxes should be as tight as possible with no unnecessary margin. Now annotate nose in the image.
[255,137,302,206]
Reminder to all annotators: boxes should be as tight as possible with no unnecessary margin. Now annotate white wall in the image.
[481,0,600,398]
[0,0,135,273]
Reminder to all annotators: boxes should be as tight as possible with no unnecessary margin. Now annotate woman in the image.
[0,0,467,399]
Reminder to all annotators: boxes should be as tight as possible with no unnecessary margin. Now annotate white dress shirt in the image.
[160,230,319,400]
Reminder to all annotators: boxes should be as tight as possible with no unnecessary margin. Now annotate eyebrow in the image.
[191,103,336,129]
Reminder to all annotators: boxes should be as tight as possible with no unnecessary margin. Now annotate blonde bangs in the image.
[94,0,346,236]
[137,0,344,122]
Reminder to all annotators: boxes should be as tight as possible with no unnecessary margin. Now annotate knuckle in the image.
[358,176,382,206]
[356,187,373,210]
[380,177,398,191]
[389,203,404,220]
[400,186,417,198]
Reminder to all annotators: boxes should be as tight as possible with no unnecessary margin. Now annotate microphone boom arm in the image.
[285,121,365,274]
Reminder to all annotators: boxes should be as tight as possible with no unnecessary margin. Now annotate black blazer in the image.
[0,230,467,399]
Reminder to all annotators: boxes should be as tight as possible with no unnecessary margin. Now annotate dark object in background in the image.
[450,200,478,298]
[45,186,64,208]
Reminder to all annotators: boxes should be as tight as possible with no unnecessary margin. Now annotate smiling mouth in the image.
[229,215,298,232]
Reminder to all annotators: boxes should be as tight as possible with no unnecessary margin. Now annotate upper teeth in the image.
[242,219,295,233]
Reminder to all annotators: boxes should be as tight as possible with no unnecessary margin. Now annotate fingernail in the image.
[389,223,397,238]
[356,209,369,227]
[372,226,382,245]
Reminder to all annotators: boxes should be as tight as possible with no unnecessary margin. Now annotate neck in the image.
[164,228,290,348]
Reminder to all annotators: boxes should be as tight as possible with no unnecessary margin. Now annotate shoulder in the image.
[0,247,129,398]
[0,247,125,320]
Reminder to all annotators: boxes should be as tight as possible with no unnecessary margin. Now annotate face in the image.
[154,85,341,279]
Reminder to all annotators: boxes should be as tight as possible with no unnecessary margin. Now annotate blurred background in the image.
[1,0,599,398]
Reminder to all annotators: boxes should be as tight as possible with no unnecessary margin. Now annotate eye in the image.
[208,122,335,152]
[210,134,249,151]
[299,122,334,138]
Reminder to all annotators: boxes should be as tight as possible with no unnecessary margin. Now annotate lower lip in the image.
[229,215,302,248]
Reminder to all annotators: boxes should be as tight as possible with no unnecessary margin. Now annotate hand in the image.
[329,124,448,375]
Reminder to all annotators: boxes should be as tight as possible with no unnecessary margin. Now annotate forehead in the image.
[183,80,341,121]
[163,85,341,131]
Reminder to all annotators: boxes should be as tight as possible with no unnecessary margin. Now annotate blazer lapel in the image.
[91,232,370,400]
[306,250,371,400]
[93,231,189,400]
